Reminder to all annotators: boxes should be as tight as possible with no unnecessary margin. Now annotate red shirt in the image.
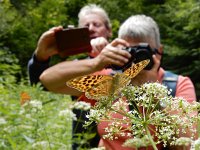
[78,67,196,149]
[97,68,196,150]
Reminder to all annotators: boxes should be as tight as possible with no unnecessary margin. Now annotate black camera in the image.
[111,43,160,70]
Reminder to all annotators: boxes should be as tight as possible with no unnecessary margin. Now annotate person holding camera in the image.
[28,4,112,85]
[40,14,197,149]
[97,15,197,150]
[28,4,112,149]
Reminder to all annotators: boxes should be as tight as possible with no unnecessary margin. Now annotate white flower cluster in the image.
[175,137,192,146]
[59,109,77,121]
[103,121,131,140]
[72,101,91,111]
[19,99,43,114]
[0,117,7,125]
[29,100,43,110]
[86,109,106,123]
[85,82,200,149]
[193,138,200,150]
[32,141,54,149]
[122,135,151,148]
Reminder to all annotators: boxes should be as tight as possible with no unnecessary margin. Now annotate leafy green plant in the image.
[0,51,74,149]
[0,79,74,149]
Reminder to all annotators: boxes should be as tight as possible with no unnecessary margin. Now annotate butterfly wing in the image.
[66,75,112,92]
[109,59,150,96]
[123,59,150,78]
[20,92,31,105]
[85,77,113,100]
[67,59,149,100]
[112,73,131,96]
[86,74,130,100]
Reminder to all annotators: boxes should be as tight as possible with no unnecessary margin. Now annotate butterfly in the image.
[66,59,150,100]
[20,92,31,105]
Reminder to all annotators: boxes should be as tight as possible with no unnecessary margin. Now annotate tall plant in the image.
[85,83,199,149]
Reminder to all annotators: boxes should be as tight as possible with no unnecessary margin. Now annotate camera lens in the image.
[132,49,154,70]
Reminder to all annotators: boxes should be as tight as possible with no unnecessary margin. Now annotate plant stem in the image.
[145,126,158,150]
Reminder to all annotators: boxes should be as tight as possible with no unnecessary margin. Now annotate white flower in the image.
[123,136,150,148]
[194,138,200,150]
[29,100,43,110]
[86,109,106,122]
[59,109,77,121]
[85,82,199,149]
[73,101,91,111]
[19,107,25,114]
[32,141,54,149]
[0,118,7,125]
[175,137,192,146]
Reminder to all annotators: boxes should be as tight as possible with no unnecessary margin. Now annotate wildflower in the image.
[29,100,42,110]
[18,125,34,130]
[85,82,199,149]
[32,141,54,149]
[175,137,192,146]
[0,117,7,125]
[194,138,200,150]
[122,136,150,148]
[59,109,77,121]
[73,101,91,111]
[86,109,106,122]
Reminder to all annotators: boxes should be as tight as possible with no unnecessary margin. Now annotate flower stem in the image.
[145,126,158,150]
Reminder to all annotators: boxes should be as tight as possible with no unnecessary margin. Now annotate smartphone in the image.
[55,27,92,57]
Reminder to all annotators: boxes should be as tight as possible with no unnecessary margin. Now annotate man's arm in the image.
[39,38,132,95]
[27,26,63,85]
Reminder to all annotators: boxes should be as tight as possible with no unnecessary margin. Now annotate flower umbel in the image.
[85,82,199,150]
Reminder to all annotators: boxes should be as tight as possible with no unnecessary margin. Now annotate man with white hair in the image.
[97,14,197,150]
[40,14,196,149]
[28,4,112,149]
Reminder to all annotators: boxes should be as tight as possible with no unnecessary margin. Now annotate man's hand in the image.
[35,26,63,62]
[91,38,131,70]
[89,37,109,57]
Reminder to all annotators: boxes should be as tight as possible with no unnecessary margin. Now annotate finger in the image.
[103,47,130,65]
[49,26,63,31]
[110,38,130,47]
[102,56,128,66]
[96,42,108,52]
[54,26,63,32]
[89,48,99,57]
[108,46,131,59]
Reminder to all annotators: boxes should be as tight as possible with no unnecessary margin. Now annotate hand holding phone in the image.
[55,27,92,57]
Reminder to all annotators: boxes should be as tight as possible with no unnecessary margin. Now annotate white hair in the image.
[78,4,111,30]
[118,15,160,48]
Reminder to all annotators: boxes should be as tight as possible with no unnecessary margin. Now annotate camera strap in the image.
[162,71,178,97]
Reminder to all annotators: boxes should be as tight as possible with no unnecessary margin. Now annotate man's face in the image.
[79,14,111,39]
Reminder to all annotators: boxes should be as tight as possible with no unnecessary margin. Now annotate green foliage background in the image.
[0,0,199,149]
[0,0,199,95]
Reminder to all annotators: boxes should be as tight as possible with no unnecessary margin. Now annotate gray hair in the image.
[118,15,160,48]
[78,4,111,30]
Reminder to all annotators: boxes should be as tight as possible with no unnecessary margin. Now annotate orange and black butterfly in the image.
[67,59,150,100]
[20,92,31,105]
